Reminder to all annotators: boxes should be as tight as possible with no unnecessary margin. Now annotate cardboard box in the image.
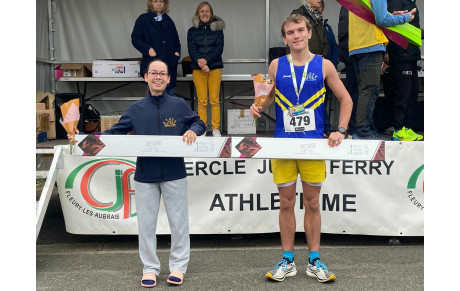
[227,109,256,134]
[36,91,55,110]
[36,112,50,132]
[36,103,46,110]
[59,63,92,78]
[100,114,122,132]
[36,109,56,140]
[100,113,134,134]
[92,60,140,77]
[47,119,56,140]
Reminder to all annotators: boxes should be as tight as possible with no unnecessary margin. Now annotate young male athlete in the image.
[250,14,352,283]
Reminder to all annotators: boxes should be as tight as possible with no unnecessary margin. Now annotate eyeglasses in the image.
[148,71,168,77]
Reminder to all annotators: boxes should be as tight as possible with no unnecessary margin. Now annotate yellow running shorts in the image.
[271,159,326,185]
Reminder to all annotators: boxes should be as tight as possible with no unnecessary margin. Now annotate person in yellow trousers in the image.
[187,1,225,137]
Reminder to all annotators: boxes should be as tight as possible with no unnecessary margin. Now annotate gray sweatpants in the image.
[134,179,190,275]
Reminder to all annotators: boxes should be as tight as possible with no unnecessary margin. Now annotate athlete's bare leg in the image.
[278,183,297,251]
[302,181,321,252]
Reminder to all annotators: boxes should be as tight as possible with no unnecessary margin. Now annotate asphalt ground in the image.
[36,185,424,291]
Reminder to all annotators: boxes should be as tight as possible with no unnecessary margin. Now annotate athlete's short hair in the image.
[281,14,312,37]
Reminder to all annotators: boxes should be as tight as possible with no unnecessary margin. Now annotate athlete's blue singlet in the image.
[274,55,325,138]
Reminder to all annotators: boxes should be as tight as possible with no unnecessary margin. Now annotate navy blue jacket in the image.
[187,15,225,71]
[102,92,206,183]
[338,6,351,64]
[324,19,339,68]
[131,12,181,88]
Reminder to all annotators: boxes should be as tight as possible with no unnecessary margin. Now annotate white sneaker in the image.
[306,258,336,283]
[212,129,221,137]
[266,258,297,282]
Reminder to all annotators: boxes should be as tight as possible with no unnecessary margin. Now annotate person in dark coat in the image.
[347,0,415,140]
[337,5,359,136]
[289,0,328,57]
[318,0,338,136]
[131,0,181,95]
[187,2,225,137]
[385,0,423,141]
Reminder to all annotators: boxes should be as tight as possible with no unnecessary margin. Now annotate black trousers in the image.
[351,51,383,137]
[390,61,419,130]
[344,61,359,135]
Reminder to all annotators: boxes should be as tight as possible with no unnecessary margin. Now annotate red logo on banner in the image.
[65,159,137,219]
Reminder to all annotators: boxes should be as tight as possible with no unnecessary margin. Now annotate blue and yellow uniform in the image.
[274,55,326,138]
[272,55,326,185]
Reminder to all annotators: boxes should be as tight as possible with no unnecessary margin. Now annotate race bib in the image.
[289,104,305,117]
[283,109,316,132]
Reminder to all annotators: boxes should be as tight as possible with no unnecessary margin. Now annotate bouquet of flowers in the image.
[253,73,273,126]
[59,98,80,154]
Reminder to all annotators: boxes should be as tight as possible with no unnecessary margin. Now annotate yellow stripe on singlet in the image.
[275,88,292,111]
[275,96,288,111]
[302,87,326,108]
[308,92,326,110]
[275,86,326,111]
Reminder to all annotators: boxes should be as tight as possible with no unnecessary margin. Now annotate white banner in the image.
[57,141,424,236]
[73,135,385,161]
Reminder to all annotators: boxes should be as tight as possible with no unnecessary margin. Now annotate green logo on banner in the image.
[406,164,424,211]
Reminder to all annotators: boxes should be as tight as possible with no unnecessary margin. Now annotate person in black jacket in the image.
[337,5,358,136]
[290,1,330,136]
[318,0,338,137]
[290,0,328,58]
[187,1,225,137]
[385,0,423,141]
[131,0,181,96]
[69,60,206,288]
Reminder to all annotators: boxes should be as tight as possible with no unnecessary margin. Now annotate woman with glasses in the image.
[132,0,181,96]
[187,1,225,137]
[69,60,206,288]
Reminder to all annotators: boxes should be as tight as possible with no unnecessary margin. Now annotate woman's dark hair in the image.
[146,59,169,74]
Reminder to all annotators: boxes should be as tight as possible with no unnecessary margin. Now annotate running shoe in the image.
[384,127,395,135]
[392,127,417,141]
[212,129,222,137]
[405,128,423,141]
[306,257,336,283]
[266,258,297,282]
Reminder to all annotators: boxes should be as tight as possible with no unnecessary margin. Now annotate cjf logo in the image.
[406,165,424,211]
[64,158,137,220]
